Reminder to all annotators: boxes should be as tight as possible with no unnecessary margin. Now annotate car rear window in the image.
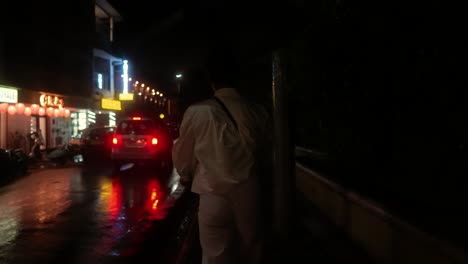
[116,120,155,135]
[89,127,114,138]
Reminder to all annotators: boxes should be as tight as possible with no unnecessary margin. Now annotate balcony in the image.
[94,0,122,53]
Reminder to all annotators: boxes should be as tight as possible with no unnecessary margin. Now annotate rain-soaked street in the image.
[0,162,194,264]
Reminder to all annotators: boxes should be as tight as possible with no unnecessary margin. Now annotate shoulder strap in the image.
[213,96,238,130]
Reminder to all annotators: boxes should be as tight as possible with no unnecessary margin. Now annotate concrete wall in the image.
[296,162,467,264]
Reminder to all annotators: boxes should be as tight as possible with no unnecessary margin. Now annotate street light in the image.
[175,73,183,94]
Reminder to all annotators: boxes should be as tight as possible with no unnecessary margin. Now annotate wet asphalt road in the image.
[0,162,190,264]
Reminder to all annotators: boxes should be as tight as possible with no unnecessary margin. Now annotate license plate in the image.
[126,139,145,148]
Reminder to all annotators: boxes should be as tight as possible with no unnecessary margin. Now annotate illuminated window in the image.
[97,73,103,89]
[78,112,87,130]
[109,112,116,126]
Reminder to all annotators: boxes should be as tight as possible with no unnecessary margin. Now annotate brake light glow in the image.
[151,138,158,145]
[112,137,118,145]
[132,117,142,120]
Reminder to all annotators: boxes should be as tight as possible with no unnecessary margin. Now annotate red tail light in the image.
[112,137,118,145]
[132,117,142,120]
[151,138,158,145]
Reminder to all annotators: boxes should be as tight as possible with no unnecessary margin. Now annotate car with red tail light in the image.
[111,116,172,168]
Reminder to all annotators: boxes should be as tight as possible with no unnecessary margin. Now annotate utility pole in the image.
[272,50,293,238]
[0,38,4,81]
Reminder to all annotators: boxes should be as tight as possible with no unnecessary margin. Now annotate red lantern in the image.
[59,108,65,117]
[7,105,17,115]
[54,109,60,117]
[24,107,31,116]
[64,109,70,118]
[46,107,54,117]
[0,103,8,113]
[16,103,25,115]
[31,104,39,115]
[38,107,46,116]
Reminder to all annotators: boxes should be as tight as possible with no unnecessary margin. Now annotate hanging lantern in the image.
[0,103,8,113]
[38,107,46,116]
[7,105,17,115]
[24,107,32,116]
[16,103,25,115]
[59,108,65,117]
[46,107,54,117]
[54,108,60,117]
[64,109,70,118]
[31,104,39,115]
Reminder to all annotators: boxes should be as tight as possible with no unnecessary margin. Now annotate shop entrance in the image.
[30,116,48,149]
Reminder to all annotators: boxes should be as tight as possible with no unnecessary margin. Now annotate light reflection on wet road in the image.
[0,163,183,264]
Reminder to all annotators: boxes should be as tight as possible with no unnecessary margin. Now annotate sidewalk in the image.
[261,192,373,263]
[178,191,373,264]
[28,159,83,171]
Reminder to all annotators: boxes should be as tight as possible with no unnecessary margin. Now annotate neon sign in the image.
[39,94,64,108]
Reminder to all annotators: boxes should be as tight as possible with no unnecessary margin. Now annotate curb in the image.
[175,199,200,264]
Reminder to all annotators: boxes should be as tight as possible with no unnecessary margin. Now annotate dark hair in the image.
[206,45,241,89]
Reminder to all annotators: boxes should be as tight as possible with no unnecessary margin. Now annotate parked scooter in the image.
[29,131,44,160]
[0,148,28,182]
[11,148,28,175]
[46,143,81,165]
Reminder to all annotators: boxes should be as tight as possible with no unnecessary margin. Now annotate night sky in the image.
[108,0,243,94]
[107,0,305,95]
[109,0,186,94]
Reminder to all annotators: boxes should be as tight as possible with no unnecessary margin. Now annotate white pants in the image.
[198,178,262,264]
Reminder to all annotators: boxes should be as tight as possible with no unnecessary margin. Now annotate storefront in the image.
[0,86,92,152]
[93,98,121,127]
[0,85,19,149]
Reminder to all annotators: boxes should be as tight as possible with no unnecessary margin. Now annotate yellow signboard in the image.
[119,93,134,101]
[101,98,121,111]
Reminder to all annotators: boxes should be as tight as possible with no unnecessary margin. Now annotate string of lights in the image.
[130,80,167,108]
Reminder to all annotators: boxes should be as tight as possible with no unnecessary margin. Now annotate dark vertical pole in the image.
[272,50,292,238]
[0,37,4,82]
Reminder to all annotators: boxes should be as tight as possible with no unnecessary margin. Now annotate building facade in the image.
[92,0,126,128]
[0,0,126,151]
